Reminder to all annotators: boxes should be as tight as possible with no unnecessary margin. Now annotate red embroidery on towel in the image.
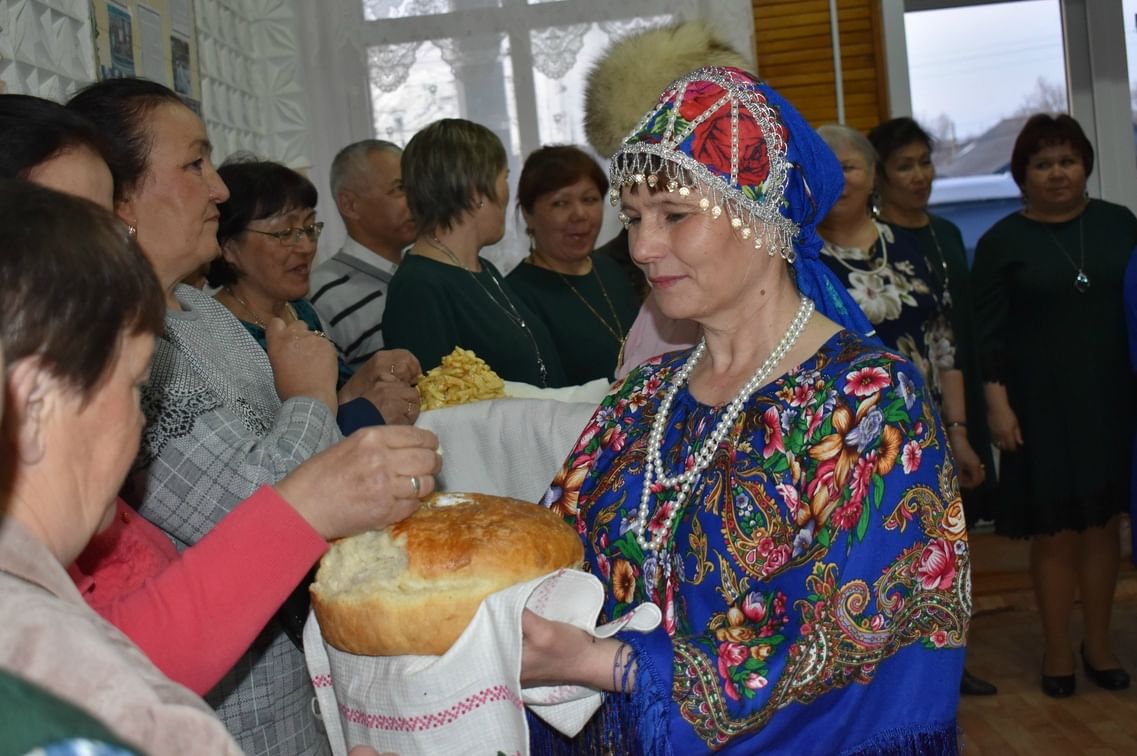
[526,570,565,614]
[338,685,524,731]
[311,675,332,688]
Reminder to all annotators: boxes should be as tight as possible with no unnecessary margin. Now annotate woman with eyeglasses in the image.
[209,159,422,428]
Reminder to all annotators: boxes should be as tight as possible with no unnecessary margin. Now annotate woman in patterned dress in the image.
[866,116,999,697]
[520,67,970,754]
[815,124,985,493]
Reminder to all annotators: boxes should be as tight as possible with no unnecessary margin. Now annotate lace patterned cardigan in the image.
[127,284,339,756]
[538,330,969,755]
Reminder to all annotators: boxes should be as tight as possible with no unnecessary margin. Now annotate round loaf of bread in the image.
[310,492,584,656]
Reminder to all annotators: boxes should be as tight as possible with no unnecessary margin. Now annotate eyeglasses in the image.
[246,221,324,245]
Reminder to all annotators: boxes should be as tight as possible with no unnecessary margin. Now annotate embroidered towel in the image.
[304,568,661,756]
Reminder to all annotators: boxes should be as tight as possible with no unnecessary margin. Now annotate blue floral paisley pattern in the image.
[542,330,968,753]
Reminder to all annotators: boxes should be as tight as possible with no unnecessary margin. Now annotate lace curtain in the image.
[294,0,755,269]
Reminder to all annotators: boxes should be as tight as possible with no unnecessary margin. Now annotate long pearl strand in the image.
[632,296,815,553]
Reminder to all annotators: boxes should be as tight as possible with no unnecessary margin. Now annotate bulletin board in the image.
[92,0,201,110]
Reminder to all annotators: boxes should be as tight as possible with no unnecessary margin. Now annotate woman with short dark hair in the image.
[0,179,243,753]
[0,95,114,206]
[867,115,997,523]
[209,158,422,424]
[507,145,639,384]
[815,123,986,489]
[383,119,568,386]
[868,114,999,697]
[972,112,1136,697]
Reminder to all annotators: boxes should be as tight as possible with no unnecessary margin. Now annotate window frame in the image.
[880,0,1137,214]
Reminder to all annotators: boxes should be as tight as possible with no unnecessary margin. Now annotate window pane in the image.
[368,34,518,156]
[368,33,521,266]
[1124,0,1137,125]
[364,0,501,22]
[530,16,673,147]
[906,0,1066,258]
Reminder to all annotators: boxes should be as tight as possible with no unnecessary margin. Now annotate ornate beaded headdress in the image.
[609,66,878,339]
[609,66,800,257]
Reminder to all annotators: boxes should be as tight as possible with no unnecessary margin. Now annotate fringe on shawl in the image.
[840,719,960,756]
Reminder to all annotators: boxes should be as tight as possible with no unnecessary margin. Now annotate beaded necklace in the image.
[226,287,296,329]
[632,296,815,553]
[529,255,627,358]
[822,218,890,274]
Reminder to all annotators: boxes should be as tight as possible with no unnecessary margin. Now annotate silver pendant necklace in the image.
[1041,214,1089,293]
[632,296,815,554]
[424,236,550,386]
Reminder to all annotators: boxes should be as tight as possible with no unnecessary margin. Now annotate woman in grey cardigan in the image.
[68,78,434,755]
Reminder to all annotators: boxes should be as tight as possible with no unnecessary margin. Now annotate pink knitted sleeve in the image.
[72,488,328,695]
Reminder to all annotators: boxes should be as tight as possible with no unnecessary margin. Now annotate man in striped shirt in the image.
[309,140,417,372]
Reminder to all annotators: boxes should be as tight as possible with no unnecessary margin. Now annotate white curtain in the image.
[293,0,755,270]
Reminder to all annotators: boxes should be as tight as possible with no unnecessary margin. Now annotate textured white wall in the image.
[0,0,96,100]
[0,0,309,168]
[194,0,310,168]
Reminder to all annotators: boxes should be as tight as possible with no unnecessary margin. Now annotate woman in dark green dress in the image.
[972,114,1136,697]
[507,146,640,384]
[383,120,567,388]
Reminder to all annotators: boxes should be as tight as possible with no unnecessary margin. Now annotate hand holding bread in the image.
[274,425,441,541]
[519,609,632,691]
[339,349,424,423]
[265,317,339,412]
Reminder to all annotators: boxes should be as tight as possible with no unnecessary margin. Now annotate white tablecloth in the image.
[415,393,604,502]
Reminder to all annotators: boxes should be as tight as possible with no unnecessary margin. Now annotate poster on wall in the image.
[106,3,136,78]
[171,35,191,95]
[137,5,168,85]
[93,0,201,107]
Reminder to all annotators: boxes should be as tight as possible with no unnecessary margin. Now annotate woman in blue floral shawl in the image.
[520,67,969,754]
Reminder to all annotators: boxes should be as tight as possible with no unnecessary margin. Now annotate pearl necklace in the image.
[632,295,815,553]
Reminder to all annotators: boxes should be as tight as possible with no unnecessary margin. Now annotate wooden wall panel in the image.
[751,0,889,133]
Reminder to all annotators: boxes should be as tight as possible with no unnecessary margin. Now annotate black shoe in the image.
[1040,672,1076,698]
[1081,644,1130,691]
[960,668,998,696]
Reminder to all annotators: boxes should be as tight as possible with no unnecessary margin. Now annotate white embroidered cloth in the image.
[304,569,661,755]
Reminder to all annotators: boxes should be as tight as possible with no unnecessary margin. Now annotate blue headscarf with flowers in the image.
[609,66,876,340]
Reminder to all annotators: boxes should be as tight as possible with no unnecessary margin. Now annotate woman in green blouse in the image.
[507,145,639,385]
[383,120,567,388]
